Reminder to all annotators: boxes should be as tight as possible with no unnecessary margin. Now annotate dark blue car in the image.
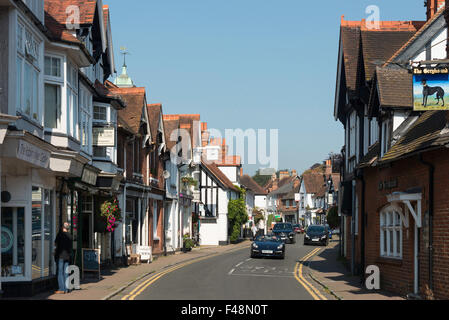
[251,235,285,259]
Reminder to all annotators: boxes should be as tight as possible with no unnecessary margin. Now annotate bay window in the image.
[80,86,93,155]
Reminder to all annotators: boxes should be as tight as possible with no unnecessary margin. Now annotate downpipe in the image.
[419,154,434,294]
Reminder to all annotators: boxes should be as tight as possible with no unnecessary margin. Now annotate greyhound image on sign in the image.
[413,68,449,111]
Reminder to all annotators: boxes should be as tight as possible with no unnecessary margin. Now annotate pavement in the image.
[304,235,405,300]
[11,240,251,300]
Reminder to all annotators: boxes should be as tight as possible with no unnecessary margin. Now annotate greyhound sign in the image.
[413,67,449,111]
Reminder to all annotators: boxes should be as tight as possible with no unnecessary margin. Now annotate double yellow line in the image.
[121,246,248,300]
[294,248,327,300]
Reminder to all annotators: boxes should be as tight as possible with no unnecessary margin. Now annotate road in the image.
[115,234,334,300]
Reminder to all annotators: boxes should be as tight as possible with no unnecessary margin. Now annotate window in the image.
[285,200,290,208]
[1,207,26,278]
[93,147,107,158]
[153,201,159,240]
[381,120,391,157]
[44,84,61,129]
[370,117,379,146]
[380,209,402,259]
[93,106,107,122]
[44,56,61,78]
[32,187,54,279]
[80,87,92,154]
[67,63,78,139]
[17,23,42,123]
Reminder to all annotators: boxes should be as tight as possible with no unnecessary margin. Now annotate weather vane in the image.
[120,46,131,67]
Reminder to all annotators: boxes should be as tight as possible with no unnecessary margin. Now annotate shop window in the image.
[1,208,25,278]
[32,187,54,279]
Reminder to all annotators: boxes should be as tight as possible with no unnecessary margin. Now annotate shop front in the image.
[0,134,58,297]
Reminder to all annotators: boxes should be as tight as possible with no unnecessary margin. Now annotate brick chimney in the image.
[291,169,297,177]
[325,159,332,176]
[427,0,445,20]
[279,171,290,180]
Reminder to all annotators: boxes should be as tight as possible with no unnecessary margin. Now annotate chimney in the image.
[427,0,445,20]
[325,159,332,176]
[291,169,297,177]
[279,171,290,180]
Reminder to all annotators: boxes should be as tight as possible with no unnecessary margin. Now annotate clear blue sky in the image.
[107,0,426,176]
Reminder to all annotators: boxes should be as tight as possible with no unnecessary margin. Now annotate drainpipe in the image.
[419,154,434,294]
[357,170,366,281]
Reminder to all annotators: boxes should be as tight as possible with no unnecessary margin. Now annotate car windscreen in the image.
[307,226,325,233]
[273,223,292,230]
[256,236,280,242]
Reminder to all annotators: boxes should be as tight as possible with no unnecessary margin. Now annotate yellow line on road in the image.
[122,246,249,300]
[295,248,327,300]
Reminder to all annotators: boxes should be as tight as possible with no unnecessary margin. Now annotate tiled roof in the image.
[105,81,146,135]
[163,119,180,151]
[340,26,361,91]
[240,175,267,195]
[201,160,239,192]
[94,80,126,107]
[380,111,449,163]
[45,0,97,26]
[269,181,294,197]
[331,173,341,192]
[361,30,416,82]
[376,66,413,108]
[302,172,325,195]
[358,143,380,169]
[147,104,163,144]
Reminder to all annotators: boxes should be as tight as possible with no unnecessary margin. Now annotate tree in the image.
[252,173,271,187]
[326,206,340,229]
[228,186,249,242]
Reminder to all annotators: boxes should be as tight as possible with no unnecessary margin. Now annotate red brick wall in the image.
[363,148,449,299]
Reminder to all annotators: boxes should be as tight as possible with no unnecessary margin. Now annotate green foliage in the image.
[267,214,274,229]
[228,186,249,242]
[252,173,271,188]
[327,206,340,229]
[183,234,195,250]
[252,207,264,225]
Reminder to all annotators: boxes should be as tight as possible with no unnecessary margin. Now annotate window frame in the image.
[43,53,64,131]
[380,208,403,259]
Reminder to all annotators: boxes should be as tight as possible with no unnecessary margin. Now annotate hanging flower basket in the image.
[100,197,122,233]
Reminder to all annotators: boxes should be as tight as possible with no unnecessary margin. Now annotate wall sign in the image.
[93,127,115,147]
[16,140,50,168]
[413,67,449,111]
[81,168,98,186]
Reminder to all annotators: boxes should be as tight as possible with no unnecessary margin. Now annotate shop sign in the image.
[413,67,449,111]
[136,245,152,262]
[81,168,98,186]
[16,140,50,168]
[93,127,115,147]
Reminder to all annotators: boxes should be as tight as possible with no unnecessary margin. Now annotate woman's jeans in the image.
[58,259,69,292]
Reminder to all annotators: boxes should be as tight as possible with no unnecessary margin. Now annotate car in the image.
[251,235,285,259]
[292,224,301,233]
[304,225,329,246]
[272,223,296,244]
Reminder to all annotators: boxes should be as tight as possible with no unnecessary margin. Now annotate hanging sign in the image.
[16,140,50,168]
[413,67,449,111]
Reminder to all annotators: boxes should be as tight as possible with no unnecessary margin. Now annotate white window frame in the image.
[66,61,79,140]
[80,85,92,155]
[16,19,43,126]
[44,53,64,131]
[93,105,108,123]
[380,208,403,259]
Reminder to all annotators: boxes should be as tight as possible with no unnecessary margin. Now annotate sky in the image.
[106,0,426,176]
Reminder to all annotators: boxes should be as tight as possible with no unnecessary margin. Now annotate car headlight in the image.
[321,235,327,240]
[252,243,258,249]
[277,244,284,250]
[305,235,310,239]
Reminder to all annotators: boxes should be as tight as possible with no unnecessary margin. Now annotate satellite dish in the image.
[163,170,171,179]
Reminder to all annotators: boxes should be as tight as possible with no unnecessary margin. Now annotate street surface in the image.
[115,234,334,300]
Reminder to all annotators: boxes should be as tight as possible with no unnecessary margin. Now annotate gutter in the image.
[419,154,434,295]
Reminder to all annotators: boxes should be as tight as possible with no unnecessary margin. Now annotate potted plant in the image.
[182,234,194,252]
[100,197,122,233]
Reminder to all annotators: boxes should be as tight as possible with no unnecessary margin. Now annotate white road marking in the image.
[235,261,244,268]
[228,268,235,275]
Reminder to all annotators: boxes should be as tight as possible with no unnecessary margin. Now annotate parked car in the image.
[292,224,301,233]
[251,235,285,259]
[272,223,296,244]
[304,225,329,246]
